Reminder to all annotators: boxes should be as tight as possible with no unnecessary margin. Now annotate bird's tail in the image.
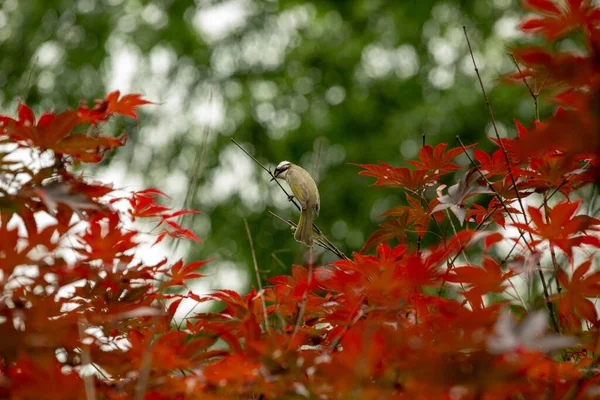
[294,207,314,247]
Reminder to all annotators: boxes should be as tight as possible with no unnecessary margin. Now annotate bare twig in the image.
[291,258,313,340]
[78,318,97,400]
[267,210,347,259]
[135,319,158,400]
[543,192,562,294]
[271,250,289,271]
[171,91,212,256]
[312,137,323,181]
[463,26,531,243]
[244,218,270,333]
[329,299,366,351]
[463,27,559,332]
[230,138,299,209]
[509,53,539,121]
[456,136,533,251]
[19,56,38,106]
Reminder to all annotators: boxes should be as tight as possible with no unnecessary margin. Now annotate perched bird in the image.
[272,161,320,247]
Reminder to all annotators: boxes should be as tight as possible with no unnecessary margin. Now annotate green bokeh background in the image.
[0,0,542,293]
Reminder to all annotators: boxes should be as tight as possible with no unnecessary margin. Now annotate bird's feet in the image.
[287,195,295,202]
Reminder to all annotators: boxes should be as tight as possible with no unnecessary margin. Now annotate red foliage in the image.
[1,1,600,399]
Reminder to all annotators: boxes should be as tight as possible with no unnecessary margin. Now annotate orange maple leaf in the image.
[512,199,600,258]
[106,90,154,118]
[521,0,600,40]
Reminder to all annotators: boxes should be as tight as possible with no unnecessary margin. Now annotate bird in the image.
[272,161,320,247]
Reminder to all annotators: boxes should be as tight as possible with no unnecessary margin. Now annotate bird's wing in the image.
[289,182,308,209]
[286,169,309,209]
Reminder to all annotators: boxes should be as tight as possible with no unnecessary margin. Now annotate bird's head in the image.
[271,161,291,181]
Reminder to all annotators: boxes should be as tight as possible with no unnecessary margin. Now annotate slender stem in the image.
[244,218,270,333]
[509,53,539,122]
[135,318,158,400]
[267,210,348,259]
[463,27,532,246]
[312,137,323,181]
[543,193,562,294]
[291,260,312,340]
[462,29,560,332]
[456,136,533,251]
[78,318,97,400]
[230,138,301,211]
[329,299,365,351]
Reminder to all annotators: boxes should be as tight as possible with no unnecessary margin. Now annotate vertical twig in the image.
[171,90,212,256]
[463,27,530,237]
[291,248,313,340]
[463,27,560,332]
[543,193,562,294]
[19,57,38,106]
[135,320,158,400]
[244,218,270,333]
[78,318,97,400]
[509,53,539,122]
[312,137,323,181]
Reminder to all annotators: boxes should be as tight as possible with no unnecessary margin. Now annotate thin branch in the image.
[244,218,270,333]
[509,53,539,122]
[543,192,562,294]
[230,138,300,210]
[463,26,531,243]
[329,299,366,351]
[267,210,348,259]
[312,137,323,181]
[456,136,533,251]
[171,91,212,256]
[134,319,158,400]
[19,56,38,106]
[291,259,313,340]
[271,251,289,271]
[463,27,559,332]
[78,318,97,400]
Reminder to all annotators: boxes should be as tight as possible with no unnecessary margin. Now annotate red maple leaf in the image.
[518,153,589,195]
[0,103,130,163]
[78,91,153,122]
[445,257,515,309]
[467,198,520,229]
[511,47,598,94]
[493,111,599,164]
[378,194,443,238]
[520,0,600,40]
[512,199,600,258]
[106,90,154,118]
[406,143,474,175]
[160,259,212,289]
[355,161,435,190]
[553,258,600,323]
[361,215,409,253]
[474,148,508,178]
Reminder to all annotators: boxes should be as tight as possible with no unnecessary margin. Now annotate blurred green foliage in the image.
[0,0,545,291]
